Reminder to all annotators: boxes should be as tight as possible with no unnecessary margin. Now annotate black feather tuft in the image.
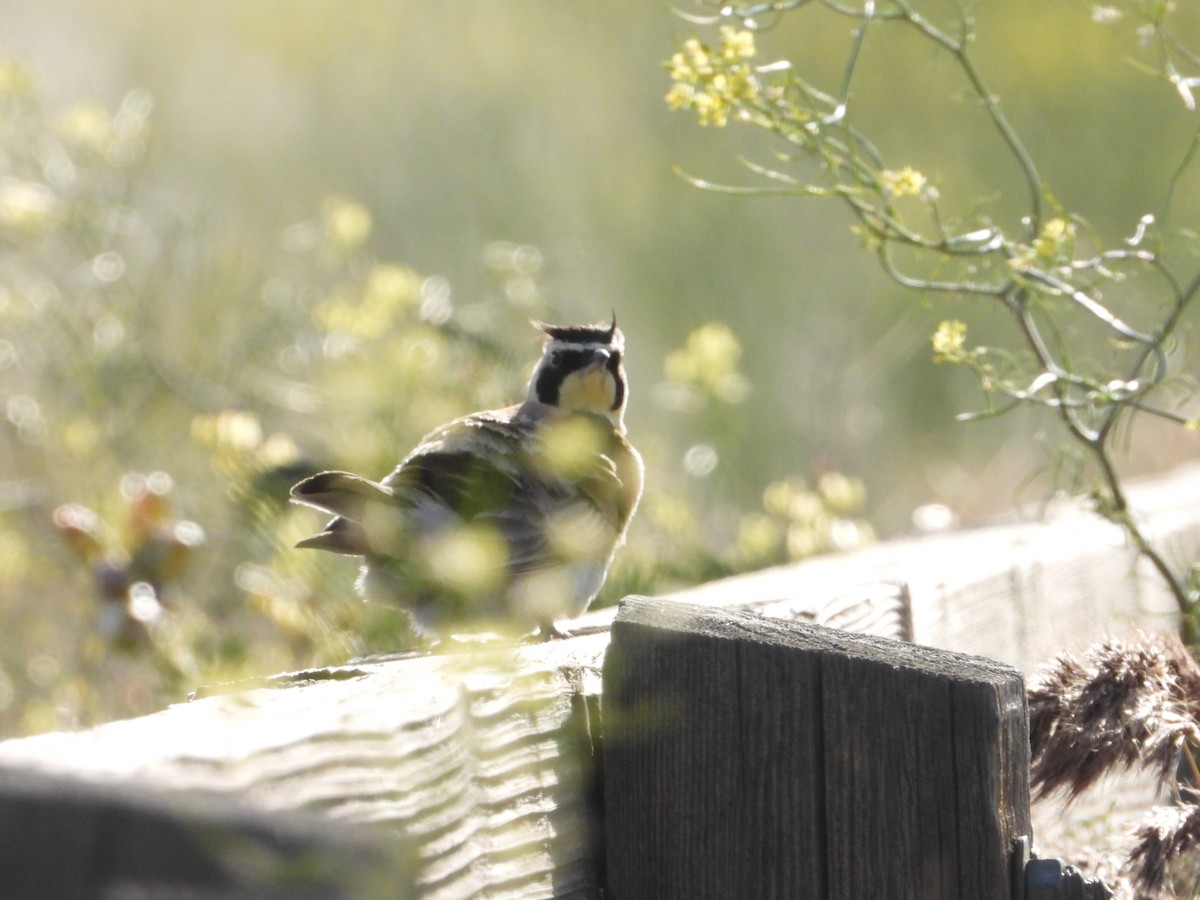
[532,315,619,346]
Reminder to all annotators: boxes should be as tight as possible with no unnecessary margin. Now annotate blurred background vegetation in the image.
[0,0,1197,735]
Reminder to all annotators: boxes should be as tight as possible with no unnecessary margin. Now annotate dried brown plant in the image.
[1029,634,1200,897]
[1126,804,1200,898]
[1029,634,1200,801]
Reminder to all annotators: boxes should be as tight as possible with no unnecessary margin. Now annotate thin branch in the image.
[1022,267,1157,344]
[1011,292,1195,618]
[826,0,876,127]
[889,0,1045,233]
[876,243,1008,296]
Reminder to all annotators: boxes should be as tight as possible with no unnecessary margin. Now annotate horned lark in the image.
[291,317,643,637]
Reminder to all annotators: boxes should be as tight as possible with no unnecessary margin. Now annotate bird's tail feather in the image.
[289,470,394,520]
[294,516,370,555]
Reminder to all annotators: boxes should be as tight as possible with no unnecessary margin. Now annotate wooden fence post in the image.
[602,596,1032,899]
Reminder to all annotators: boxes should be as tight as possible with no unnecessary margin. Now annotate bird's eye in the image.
[549,350,564,367]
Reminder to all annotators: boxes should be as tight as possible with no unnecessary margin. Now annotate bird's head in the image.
[528,315,628,428]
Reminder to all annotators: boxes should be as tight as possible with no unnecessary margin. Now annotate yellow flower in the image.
[364,264,421,311]
[1032,217,1074,260]
[58,104,114,154]
[322,195,372,251]
[668,52,688,82]
[62,417,101,457]
[931,319,974,364]
[1010,217,1076,272]
[719,27,757,61]
[880,166,927,198]
[682,38,711,75]
[692,90,730,127]
[312,264,420,340]
[665,32,759,128]
[537,416,605,480]
[193,410,263,453]
[0,528,28,580]
[817,471,866,515]
[258,433,300,469]
[0,178,59,233]
[734,513,782,564]
[665,82,695,110]
[663,322,750,401]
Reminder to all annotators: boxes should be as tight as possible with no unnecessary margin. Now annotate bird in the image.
[290,316,643,638]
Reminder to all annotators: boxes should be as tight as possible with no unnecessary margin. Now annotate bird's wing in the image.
[382,411,526,523]
[291,408,634,586]
[392,411,611,578]
[290,410,530,562]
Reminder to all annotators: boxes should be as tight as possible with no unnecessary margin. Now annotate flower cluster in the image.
[931,319,978,365]
[1009,217,1076,272]
[57,90,153,167]
[733,473,872,566]
[322,194,373,253]
[312,263,423,340]
[662,321,750,403]
[192,410,300,483]
[52,473,206,648]
[665,27,759,127]
[880,166,928,199]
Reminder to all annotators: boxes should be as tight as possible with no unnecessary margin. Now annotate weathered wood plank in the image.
[4,464,1200,895]
[0,587,904,899]
[0,766,403,899]
[659,463,1200,669]
[602,596,1030,900]
[0,636,611,899]
[601,599,826,898]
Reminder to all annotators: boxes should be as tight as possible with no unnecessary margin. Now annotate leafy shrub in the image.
[0,61,869,734]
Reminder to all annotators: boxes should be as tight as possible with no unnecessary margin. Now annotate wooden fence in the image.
[2,463,1197,896]
[603,597,1030,899]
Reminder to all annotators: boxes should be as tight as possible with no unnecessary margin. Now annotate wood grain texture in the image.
[603,597,1030,900]
[0,636,611,899]
[661,463,1200,671]
[0,766,399,899]
[4,464,1200,895]
[0,586,905,899]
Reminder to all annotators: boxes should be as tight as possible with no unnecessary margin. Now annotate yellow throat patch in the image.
[558,366,615,415]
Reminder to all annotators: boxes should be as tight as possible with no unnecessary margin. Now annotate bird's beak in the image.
[586,348,611,369]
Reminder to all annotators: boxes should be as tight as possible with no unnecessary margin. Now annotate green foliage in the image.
[665,0,1200,630]
[0,60,869,735]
